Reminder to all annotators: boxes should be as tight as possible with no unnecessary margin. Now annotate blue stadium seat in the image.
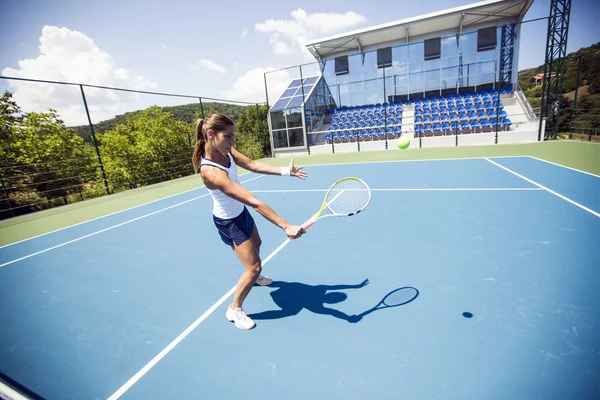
[502,118,512,129]
[442,122,451,132]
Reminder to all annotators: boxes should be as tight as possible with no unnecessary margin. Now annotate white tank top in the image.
[200,153,244,219]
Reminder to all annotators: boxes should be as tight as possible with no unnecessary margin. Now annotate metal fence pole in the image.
[570,55,581,139]
[80,85,110,195]
[198,97,205,119]
[383,67,388,150]
[299,65,311,155]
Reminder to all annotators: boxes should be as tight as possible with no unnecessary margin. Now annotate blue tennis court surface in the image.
[1,156,599,399]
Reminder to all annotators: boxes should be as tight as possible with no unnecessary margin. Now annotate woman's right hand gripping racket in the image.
[288,177,371,239]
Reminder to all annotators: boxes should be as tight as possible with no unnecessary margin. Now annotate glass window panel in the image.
[409,61,423,73]
[396,75,409,94]
[477,73,495,85]
[392,45,408,74]
[288,128,304,147]
[289,79,303,88]
[459,32,477,54]
[442,66,458,79]
[304,76,319,85]
[348,54,363,80]
[272,130,288,148]
[443,55,459,68]
[363,51,377,80]
[364,80,378,104]
[441,36,458,57]
[350,81,363,92]
[340,93,351,107]
[410,72,423,92]
[408,42,424,62]
[425,69,439,83]
[336,73,350,85]
[287,109,303,128]
[351,92,364,106]
[323,60,334,78]
[478,60,495,75]
[478,49,496,62]
[442,78,457,91]
[270,111,286,130]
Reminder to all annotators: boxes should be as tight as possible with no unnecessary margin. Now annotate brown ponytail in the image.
[192,119,206,173]
[192,113,235,173]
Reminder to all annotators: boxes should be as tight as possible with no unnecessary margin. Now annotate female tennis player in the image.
[193,113,307,330]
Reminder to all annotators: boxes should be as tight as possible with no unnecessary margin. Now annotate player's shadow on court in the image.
[248,280,419,323]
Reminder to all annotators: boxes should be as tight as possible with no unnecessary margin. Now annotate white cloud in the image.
[255,8,366,57]
[241,28,248,39]
[189,59,227,74]
[2,25,157,126]
[224,67,292,104]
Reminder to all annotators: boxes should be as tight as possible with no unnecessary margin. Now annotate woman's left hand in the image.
[289,158,307,180]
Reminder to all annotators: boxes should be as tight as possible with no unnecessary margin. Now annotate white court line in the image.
[298,154,526,169]
[485,158,600,218]
[0,175,265,268]
[0,173,263,250]
[1,156,526,249]
[107,237,292,400]
[527,156,600,178]
[250,188,543,193]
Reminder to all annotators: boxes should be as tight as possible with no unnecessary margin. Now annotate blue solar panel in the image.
[271,98,291,112]
[281,87,299,97]
[288,78,303,88]
[286,96,304,108]
[271,75,320,111]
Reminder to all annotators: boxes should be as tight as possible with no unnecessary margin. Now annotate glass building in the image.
[267,0,533,155]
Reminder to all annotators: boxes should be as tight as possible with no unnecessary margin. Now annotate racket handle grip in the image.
[287,218,315,240]
[301,218,315,230]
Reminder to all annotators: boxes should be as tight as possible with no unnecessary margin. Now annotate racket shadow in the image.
[247,281,419,324]
[248,279,369,323]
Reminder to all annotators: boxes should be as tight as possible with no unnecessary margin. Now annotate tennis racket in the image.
[357,287,419,318]
[289,177,371,238]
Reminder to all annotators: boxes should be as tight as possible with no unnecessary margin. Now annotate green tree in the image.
[234,104,270,159]
[99,106,194,191]
[0,98,99,218]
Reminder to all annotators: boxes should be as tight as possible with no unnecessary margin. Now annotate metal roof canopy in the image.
[305,0,533,61]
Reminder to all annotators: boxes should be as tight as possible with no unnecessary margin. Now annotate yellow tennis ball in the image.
[397,136,410,149]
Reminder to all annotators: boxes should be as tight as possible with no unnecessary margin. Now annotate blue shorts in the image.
[213,206,255,246]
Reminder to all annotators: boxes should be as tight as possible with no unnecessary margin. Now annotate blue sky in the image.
[0,0,598,125]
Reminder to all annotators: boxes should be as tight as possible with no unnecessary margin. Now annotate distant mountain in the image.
[71,101,249,142]
[517,42,600,135]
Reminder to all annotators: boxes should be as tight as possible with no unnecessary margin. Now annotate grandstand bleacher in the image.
[324,88,515,144]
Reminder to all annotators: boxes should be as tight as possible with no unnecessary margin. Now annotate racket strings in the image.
[326,179,371,215]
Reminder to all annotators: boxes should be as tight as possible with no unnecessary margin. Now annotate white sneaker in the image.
[255,274,273,286]
[226,305,256,330]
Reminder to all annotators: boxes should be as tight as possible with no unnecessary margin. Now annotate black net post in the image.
[79,85,110,195]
